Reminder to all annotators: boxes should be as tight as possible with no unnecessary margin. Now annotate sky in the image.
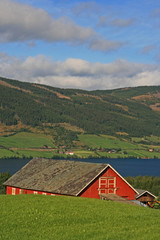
[0,0,160,90]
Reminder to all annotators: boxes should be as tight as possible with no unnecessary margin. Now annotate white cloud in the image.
[98,16,134,28]
[0,0,124,53]
[0,0,93,43]
[0,52,160,90]
[89,37,123,52]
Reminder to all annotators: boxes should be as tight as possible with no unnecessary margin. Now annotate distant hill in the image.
[0,76,160,137]
[1,76,160,159]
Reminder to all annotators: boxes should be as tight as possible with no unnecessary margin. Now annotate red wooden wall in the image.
[6,166,136,200]
[6,186,57,196]
[80,167,136,200]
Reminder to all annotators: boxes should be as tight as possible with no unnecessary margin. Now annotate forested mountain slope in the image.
[0,76,160,138]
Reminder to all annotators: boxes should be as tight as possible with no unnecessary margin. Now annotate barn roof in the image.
[4,158,108,196]
[135,189,157,199]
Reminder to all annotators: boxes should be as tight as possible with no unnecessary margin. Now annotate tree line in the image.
[0,172,11,194]
[126,175,160,197]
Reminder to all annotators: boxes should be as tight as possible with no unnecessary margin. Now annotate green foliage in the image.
[52,126,78,147]
[126,176,160,196]
[0,109,17,125]
[0,77,160,138]
[0,195,160,240]
[0,172,11,194]
[97,85,160,99]
[0,149,19,159]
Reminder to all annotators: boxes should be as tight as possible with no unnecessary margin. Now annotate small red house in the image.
[4,158,138,200]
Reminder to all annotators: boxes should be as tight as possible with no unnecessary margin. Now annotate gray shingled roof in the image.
[135,189,157,199]
[4,158,108,196]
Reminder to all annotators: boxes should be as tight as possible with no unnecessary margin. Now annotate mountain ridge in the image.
[1,76,160,159]
[0,76,160,138]
[0,78,160,136]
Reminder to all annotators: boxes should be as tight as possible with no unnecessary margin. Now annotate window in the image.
[19,189,23,194]
[12,188,16,195]
[34,191,38,195]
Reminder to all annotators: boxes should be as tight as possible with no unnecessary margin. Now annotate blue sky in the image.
[0,0,160,90]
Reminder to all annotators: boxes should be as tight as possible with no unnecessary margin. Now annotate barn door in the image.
[99,177,116,194]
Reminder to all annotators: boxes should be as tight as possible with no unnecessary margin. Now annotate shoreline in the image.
[0,156,160,160]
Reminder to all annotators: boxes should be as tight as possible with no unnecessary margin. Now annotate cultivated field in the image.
[0,132,57,159]
[78,134,160,159]
[0,195,160,240]
[0,132,160,159]
[0,132,55,148]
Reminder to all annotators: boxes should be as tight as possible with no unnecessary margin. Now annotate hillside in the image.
[0,195,160,240]
[0,76,160,159]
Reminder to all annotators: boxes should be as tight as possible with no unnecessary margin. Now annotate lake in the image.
[0,158,160,177]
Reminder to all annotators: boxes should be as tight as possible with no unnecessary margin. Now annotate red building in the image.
[4,158,138,200]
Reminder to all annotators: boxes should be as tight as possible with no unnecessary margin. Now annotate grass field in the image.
[15,150,56,158]
[73,150,97,158]
[0,149,19,158]
[132,136,160,145]
[78,134,142,150]
[0,132,55,148]
[0,195,160,240]
[78,134,160,158]
[0,132,160,159]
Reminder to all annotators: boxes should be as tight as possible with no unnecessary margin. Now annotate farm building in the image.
[135,189,156,203]
[4,158,139,200]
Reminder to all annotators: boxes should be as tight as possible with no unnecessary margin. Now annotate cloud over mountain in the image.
[0,52,159,90]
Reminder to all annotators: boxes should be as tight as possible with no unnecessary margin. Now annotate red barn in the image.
[4,158,138,200]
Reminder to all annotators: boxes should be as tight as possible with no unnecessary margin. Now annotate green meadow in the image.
[78,134,160,159]
[0,132,160,159]
[0,132,55,148]
[78,134,143,149]
[0,149,17,158]
[0,132,57,159]
[0,195,160,240]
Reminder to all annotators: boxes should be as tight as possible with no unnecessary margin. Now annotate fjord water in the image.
[0,158,160,176]
[83,158,160,177]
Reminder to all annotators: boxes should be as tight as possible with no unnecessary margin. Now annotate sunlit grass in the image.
[0,132,55,148]
[0,195,160,240]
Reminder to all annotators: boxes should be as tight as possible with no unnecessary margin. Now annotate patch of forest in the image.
[126,176,160,197]
[0,172,11,194]
[0,76,160,138]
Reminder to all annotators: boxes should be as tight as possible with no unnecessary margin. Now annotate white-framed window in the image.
[34,191,38,195]
[99,177,116,195]
[12,188,16,195]
[19,189,23,194]
[42,192,47,195]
